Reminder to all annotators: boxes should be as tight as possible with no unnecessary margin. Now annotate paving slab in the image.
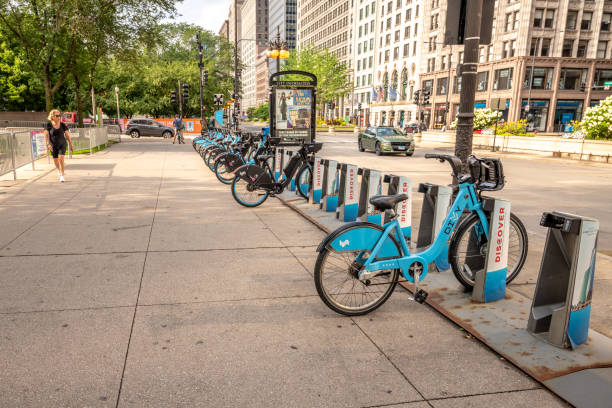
[118,297,423,408]
[0,308,133,408]
[139,248,316,305]
[429,389,568,408]
[0,252,144,313]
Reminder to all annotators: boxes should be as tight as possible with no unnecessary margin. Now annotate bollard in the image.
[416,183,452,270]
[472,198,511,303]
[309,157,323,204]
[274,148,283,181]
[357,168,383,224]
[336,163,359,222]
[385,175,412,239]
[527,212,599,349]
[320,159,339,212]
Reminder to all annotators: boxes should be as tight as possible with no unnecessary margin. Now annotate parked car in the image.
[358,126,415,156]
[403,121,427,134]
[125,118,174,138]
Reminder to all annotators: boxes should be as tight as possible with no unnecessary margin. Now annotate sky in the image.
[174,0,231,33]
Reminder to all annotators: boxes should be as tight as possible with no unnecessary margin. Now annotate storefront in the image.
[554,100,583,132]
[422,106,432,129]
[521,99,549,132]
[434,103,447,128]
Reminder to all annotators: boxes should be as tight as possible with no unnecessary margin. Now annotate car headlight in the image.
[381,141,391,147]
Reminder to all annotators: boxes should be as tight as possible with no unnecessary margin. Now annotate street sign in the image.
[213,94,224,105]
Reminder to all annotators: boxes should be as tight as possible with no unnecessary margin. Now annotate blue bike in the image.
[314,154,528,316]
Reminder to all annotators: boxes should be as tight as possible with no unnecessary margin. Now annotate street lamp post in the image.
[268,26,289,75]
[114,86,120,129]
[196,33,205,132]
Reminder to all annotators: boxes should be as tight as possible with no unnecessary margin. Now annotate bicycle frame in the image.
[359,182,489,283]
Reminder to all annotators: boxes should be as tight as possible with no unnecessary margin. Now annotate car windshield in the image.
[152,121,162,126]
[377,128,402,136]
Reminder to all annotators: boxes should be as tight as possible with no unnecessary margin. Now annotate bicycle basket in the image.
[468,156,505,191]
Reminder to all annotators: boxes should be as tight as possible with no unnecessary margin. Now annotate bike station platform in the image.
[0,137,574,407]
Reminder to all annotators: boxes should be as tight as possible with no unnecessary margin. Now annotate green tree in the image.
[282,46,351,115]
[577,96,612,139]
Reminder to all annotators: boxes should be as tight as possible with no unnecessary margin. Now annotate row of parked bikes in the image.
[192,129,529,316]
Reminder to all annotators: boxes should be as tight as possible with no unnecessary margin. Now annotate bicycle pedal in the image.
[414,289,428,304]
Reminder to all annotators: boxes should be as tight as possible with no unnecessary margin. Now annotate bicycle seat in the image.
[369,194,408,211]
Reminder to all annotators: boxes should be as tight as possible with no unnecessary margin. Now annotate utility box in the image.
[527,212,599,349]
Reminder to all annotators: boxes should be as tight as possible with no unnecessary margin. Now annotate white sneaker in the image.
[60,175,65,183]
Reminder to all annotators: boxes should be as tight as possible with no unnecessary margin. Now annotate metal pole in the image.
[29,132,35,171]
[233,0,238,131]
[197,34,204,132]
[178,79,183,119]
[445,45,452,128]
[492,118,498,152]
[90,78,96,127]
[115,87,120,129]
[10,132,17,180]
[454,0,484,167]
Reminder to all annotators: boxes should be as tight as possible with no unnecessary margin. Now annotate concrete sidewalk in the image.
[0,138,568,407]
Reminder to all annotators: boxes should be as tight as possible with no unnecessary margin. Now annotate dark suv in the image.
[125,118,175,138]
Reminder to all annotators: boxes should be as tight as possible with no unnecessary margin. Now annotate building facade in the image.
[241,0,269,111]
[418,0,612,132]
[297,0,353,118]
[256,49,271,105]
[269,0,298,75]
[219,19,229,40]
[365,0,425,127]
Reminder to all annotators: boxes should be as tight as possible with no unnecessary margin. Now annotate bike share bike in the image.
[314,153,528,316]
[214,130,273,185]
[231,141,322,206]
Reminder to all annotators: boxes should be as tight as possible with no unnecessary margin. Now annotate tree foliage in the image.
[282,46,352,105]
[577,96,612,139]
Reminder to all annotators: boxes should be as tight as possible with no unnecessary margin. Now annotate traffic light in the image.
[204,70,209,86]
[580,82,586,91]
[413,90,420,105]
[357,103,362,110]
[171,90,177,105]
[182,83,189,104]
[422,89,431,104]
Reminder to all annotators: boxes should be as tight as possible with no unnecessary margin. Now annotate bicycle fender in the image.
[317,222,401,258]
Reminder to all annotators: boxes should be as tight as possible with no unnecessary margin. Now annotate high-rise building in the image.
[241,0,269,111]
[219,19,230,40]
[297,0,353,118]
[364,0,425,127]
[256,49,270,105]
[269,0,298,75]
[418,0,612,132]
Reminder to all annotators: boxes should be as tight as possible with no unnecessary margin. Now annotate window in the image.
[396,0,402,7]
[414,23,418,35]
[597,41,608,59]
[406,8,412,21]
[562,39,574,57]
[415,4,419,17]
[559,68,588,90]
[396,13,401,25]
[441,55,446,70]
[358,43,362,54]
[359,26,363,38]
[394,47,399,59]
[459,51,464,63]
[436,77,448,95]
[577,40,588,58]
[505,13,512,32]
[357,60,361,71]
[534,9,543,27]
[544,10,554,28]
[364,23,368,35]
[422,79,433,92]
[593,69,612,89]
[395,30,400,42]
[386,34,391,45]
[479,47,485,63]
[477,71,489,92]
[388,1,392,12]
[385,50,390,61]
[387,17,392,29]
[405,26,411,38]
[523,67,554,89]
[541,38,551,56]
[368,74,372,85]
[602,13,612,31]
[513,11,520,30]
[493,68,513,90]
[503,41,510,58]
[413,41,417,56]
[581,12,592,30]
[530,38,539,56]
[370,38,374,49]
[403,43,410,56]
[359,8,363,20]
[369,56,373,67]
[364,40,368,52]
[371,20,375,32]
[566,10,578,29]
[453,76,462,93]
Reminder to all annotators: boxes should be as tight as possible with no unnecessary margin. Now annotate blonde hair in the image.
[48,109,60,121]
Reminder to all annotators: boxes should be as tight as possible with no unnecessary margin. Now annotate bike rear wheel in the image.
[231,176,270,207]
[449,212,528,290]
[295,165,311,199]
[314,223,400,316]
[214,157,236,184]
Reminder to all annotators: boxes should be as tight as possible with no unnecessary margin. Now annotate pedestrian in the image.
[172,114,184,144]
[44,109,73,183]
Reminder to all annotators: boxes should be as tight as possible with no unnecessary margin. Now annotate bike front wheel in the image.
[314,223,400,316]
[295,165,311,199]
[449,212,528,290]
[214,156,236,184]
[231,176,270,207]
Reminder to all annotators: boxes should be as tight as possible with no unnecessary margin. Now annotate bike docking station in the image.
[472,198,511,303]
[528,212,599,349]
[416,183,452,270]
[357,168,383,224]
[320,159,339,212]
[384,175,412,240]
[274,148,283,181]
[335,163,359,222]
[308,157,323,204]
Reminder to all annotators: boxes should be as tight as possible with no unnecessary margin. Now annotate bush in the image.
[498,119,528,135]
[576,96,612,140]
[449,108,502,130]
[248,103,269,122]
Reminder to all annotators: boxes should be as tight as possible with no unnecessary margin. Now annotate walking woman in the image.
[44,109,74,182]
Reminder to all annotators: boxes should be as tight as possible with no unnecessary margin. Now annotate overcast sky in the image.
[175,0,231,33]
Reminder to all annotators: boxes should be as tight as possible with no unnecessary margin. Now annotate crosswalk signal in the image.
[358,103,362,110]
[182,83,189,105]
[171,90,177,105]
[413,90,421,105]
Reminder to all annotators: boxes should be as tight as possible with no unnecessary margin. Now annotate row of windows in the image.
[377,41,418,63]
[531,9,612,31]
[355,73,373,87]
[356,56,374,71]
[301,16,349,42]
[372,23,418,50]
[302,1,349,29]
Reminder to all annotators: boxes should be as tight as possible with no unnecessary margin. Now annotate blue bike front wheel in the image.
[314,223,401,316]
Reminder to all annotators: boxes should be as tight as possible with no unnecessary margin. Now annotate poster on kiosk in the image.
[269,71,317,146]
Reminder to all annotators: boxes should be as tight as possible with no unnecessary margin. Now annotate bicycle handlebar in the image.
[424,153,463,176]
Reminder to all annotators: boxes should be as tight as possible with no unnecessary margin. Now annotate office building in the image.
[269,0,298,75]
[241,0,269,111]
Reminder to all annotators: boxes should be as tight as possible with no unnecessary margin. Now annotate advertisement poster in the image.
[571,222,598,311]
[31,131,47,158]
[275,89,312,130]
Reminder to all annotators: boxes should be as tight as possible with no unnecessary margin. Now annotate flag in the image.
[376,86,384,103]
[388,86,398,101]
[371,87,378,102]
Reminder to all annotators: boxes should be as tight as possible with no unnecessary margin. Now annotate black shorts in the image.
[52,143,67,158]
